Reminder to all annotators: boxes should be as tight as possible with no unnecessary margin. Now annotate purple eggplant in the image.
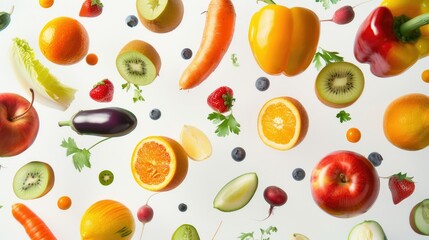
[58,107,137,137]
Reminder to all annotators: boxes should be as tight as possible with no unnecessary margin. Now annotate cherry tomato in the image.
[86,53,99,66]
[346,127,361,143]
[57,196,72,210]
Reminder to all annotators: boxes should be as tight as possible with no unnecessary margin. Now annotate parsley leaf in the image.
[231,53,239,67]
[336,110,351,123]
[315,0,341,9]
[238,226,277,240]
[122,82,145,102]
[238,232,254,240]
[208,112,241,137]
[313,47,344,71]
[61,137,111,172]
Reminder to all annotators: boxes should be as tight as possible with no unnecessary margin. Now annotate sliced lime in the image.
[11,38,76,110]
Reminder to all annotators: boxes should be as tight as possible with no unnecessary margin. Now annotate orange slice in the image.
[131,136,188,191]
[257,97,309,150]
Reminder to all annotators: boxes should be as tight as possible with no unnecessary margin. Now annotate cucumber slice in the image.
[410,199,429,235]
[213,172,258,212]
[348,220,387,240]
[172,224,200,240]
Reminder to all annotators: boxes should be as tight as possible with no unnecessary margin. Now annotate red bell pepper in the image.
[354,6,429,77]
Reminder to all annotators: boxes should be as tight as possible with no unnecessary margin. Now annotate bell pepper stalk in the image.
[354,6,429,77]
[248,2,320,76]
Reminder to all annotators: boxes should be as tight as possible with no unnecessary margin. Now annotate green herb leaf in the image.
[313,47,344,70]
[238,232,254,240]
[208,112,241,137]
[231,53,239,67]
[121,82,145,102]
[336,110,351,123]
[315,0,341,9]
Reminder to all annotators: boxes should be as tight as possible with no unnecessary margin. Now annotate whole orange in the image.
[383,93,429,151]
[39,17,89,65]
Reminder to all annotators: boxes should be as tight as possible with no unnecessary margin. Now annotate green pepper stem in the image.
[58,120,71,127]
[400,13,429,37]
[257,0,276,4]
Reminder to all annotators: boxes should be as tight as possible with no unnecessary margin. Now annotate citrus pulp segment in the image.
[257,97,308,150]
[131,136,188,191]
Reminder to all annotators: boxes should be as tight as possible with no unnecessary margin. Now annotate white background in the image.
[0,0,428,239]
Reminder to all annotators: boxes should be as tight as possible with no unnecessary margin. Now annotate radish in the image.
[320,0,373,25]
[262,186,287,220]
[136,193,158,240]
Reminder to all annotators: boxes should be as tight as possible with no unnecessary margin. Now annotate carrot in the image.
[12,203,57,240]
[179,0,236,90]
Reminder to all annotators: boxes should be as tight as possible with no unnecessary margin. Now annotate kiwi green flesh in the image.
[116,51,157,86]
[411,199,429,235]
[13,161,54,200]
[137,0,168,20]
[172,224,200,240]
[316,62,364,106]
[99,170,114,186]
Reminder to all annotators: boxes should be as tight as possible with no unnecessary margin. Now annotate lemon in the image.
[11,38,76,110]
[180,125,212,161]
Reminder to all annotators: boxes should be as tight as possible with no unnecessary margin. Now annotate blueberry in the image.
[126,15,138,28]
[368,152,383,167]
[292,168,305,181]
[231,147,246,162]
[178,203,187,212]
[255,77,270,91]
[149,108,161,120]
[181,48,193,60]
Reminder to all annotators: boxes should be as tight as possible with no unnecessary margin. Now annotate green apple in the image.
[410,199,429,236]
[348,220,387,240]
[136,0,184,33]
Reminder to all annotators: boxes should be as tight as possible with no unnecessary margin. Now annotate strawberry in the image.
[388,172,415,205]
[207,86,240,137]
[89,79,114,102]
[79,0,103,17]
[207,86,234,113]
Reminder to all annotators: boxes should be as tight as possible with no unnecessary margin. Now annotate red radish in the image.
[262,186,287,220]
[320,0,372,25]
[137,193,158,240]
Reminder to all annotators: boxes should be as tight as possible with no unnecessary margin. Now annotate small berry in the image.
[256,77,270,91]
[149,108,161,120]
[181,48,193,60]
[178,203,187,212]
[292,168,306,181]
[368,152,383,167]
[126,15,138,27]
[231,147,246,162]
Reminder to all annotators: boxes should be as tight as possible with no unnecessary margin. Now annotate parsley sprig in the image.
[238,226,278,240]
[122,82,145,103]
[61,137,111,172]
[208,112,240,137]
[313,47,344,71]
[315,0,341,9]
[336,110,351,123]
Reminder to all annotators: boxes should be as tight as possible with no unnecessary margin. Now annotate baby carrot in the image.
[12,203,57,240]
[179,0,236,90]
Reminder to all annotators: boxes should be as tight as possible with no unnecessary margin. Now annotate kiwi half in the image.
[315,62,364,108]
[13,161,55,200]
[116,40,161,86]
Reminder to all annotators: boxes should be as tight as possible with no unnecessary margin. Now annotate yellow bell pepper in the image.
[248,4,320,76]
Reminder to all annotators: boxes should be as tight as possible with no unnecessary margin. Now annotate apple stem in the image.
[11,89,35,121]
[339,173,347,183]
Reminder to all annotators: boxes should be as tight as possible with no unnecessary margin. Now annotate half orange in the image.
[131,136,188,191]
[257,97,309,150]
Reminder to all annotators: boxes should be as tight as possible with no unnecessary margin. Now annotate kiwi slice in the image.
[315,62,364,108]
[13,161,55,200]
[172,224,200,240]
[116,40,161,86]
[98,170,114,186]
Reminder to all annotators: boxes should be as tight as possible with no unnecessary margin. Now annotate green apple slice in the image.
[348,220,387,240]
[410,199,429,235]
[11,38,76,111]
[213,172,258,212]
[289,233,310,240]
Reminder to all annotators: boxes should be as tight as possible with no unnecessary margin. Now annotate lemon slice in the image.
[11,38,76,110]
[180,125,212,161]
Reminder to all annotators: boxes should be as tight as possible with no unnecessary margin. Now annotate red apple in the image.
[310,150,380,218]
[0,89,39,157]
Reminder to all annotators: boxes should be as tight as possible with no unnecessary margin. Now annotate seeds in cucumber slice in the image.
[213,172,258,212]
[348,220,387,240]
[172,224,200,240]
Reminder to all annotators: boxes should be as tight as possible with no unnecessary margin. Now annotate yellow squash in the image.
[248,4,320,76]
